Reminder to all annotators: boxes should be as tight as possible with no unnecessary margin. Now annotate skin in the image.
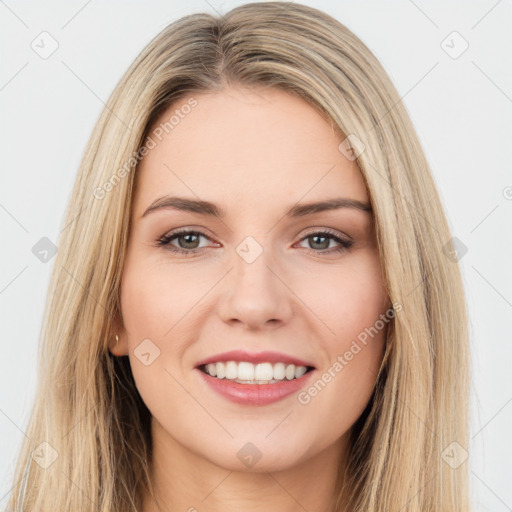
[111,86,391,512]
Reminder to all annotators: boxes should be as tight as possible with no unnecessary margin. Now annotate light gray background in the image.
[1,1,511,510]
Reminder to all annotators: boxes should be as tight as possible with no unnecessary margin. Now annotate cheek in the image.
[120,255,208,341]
[297,252,388,421]
[119,257,188,404]
[332,256,388,378]
[301,251,388,342]
[119,251,222,407]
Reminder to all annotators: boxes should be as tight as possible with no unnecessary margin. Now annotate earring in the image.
[115,334,119,347]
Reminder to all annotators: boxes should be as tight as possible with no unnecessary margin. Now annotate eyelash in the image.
[156,228,354,257]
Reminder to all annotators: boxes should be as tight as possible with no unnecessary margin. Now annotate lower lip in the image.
[196,368,315,406]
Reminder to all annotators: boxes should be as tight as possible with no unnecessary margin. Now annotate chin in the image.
[195,434,314,473]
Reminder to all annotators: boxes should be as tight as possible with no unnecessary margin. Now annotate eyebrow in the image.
[141,195,372,219]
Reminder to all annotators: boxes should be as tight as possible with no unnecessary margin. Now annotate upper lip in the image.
[195,350,315,368]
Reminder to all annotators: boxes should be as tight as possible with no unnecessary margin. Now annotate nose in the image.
[217,244,294,330]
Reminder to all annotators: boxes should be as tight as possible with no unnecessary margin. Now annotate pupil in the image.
[311,235,328,250]
[181,233,199,249]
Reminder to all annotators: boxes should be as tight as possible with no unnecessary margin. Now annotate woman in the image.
[6,2,470,511]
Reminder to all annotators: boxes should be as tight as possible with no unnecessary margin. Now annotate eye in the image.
[296,230,353,255]
[156,229,215,256]
[156,228,353,257]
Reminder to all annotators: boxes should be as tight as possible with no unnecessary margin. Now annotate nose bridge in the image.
[234,235,275,288]
[218,234,293,328]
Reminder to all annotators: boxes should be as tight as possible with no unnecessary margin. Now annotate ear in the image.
[109,311,129,357]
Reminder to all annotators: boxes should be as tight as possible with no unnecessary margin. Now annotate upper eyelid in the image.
[162,226,349,238]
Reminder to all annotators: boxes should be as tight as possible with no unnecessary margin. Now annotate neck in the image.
[142,417,349,512]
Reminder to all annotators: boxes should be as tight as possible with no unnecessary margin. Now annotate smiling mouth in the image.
[198,361,315,384]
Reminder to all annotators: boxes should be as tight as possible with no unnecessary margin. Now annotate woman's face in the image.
[114,86,391,472]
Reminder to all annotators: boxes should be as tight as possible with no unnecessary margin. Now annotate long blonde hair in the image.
[5,2,470,511]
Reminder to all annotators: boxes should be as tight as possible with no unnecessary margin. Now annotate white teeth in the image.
[255,362,274,381]
[273,362,285,380]
[215,362,226,379]
[225,361,238,379]
[295,366,307,378]
[202,361,310,382]
[206,363,217,377]
[238,361,255,381]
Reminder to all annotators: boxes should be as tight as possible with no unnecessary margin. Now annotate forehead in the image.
[133,87,369,218]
